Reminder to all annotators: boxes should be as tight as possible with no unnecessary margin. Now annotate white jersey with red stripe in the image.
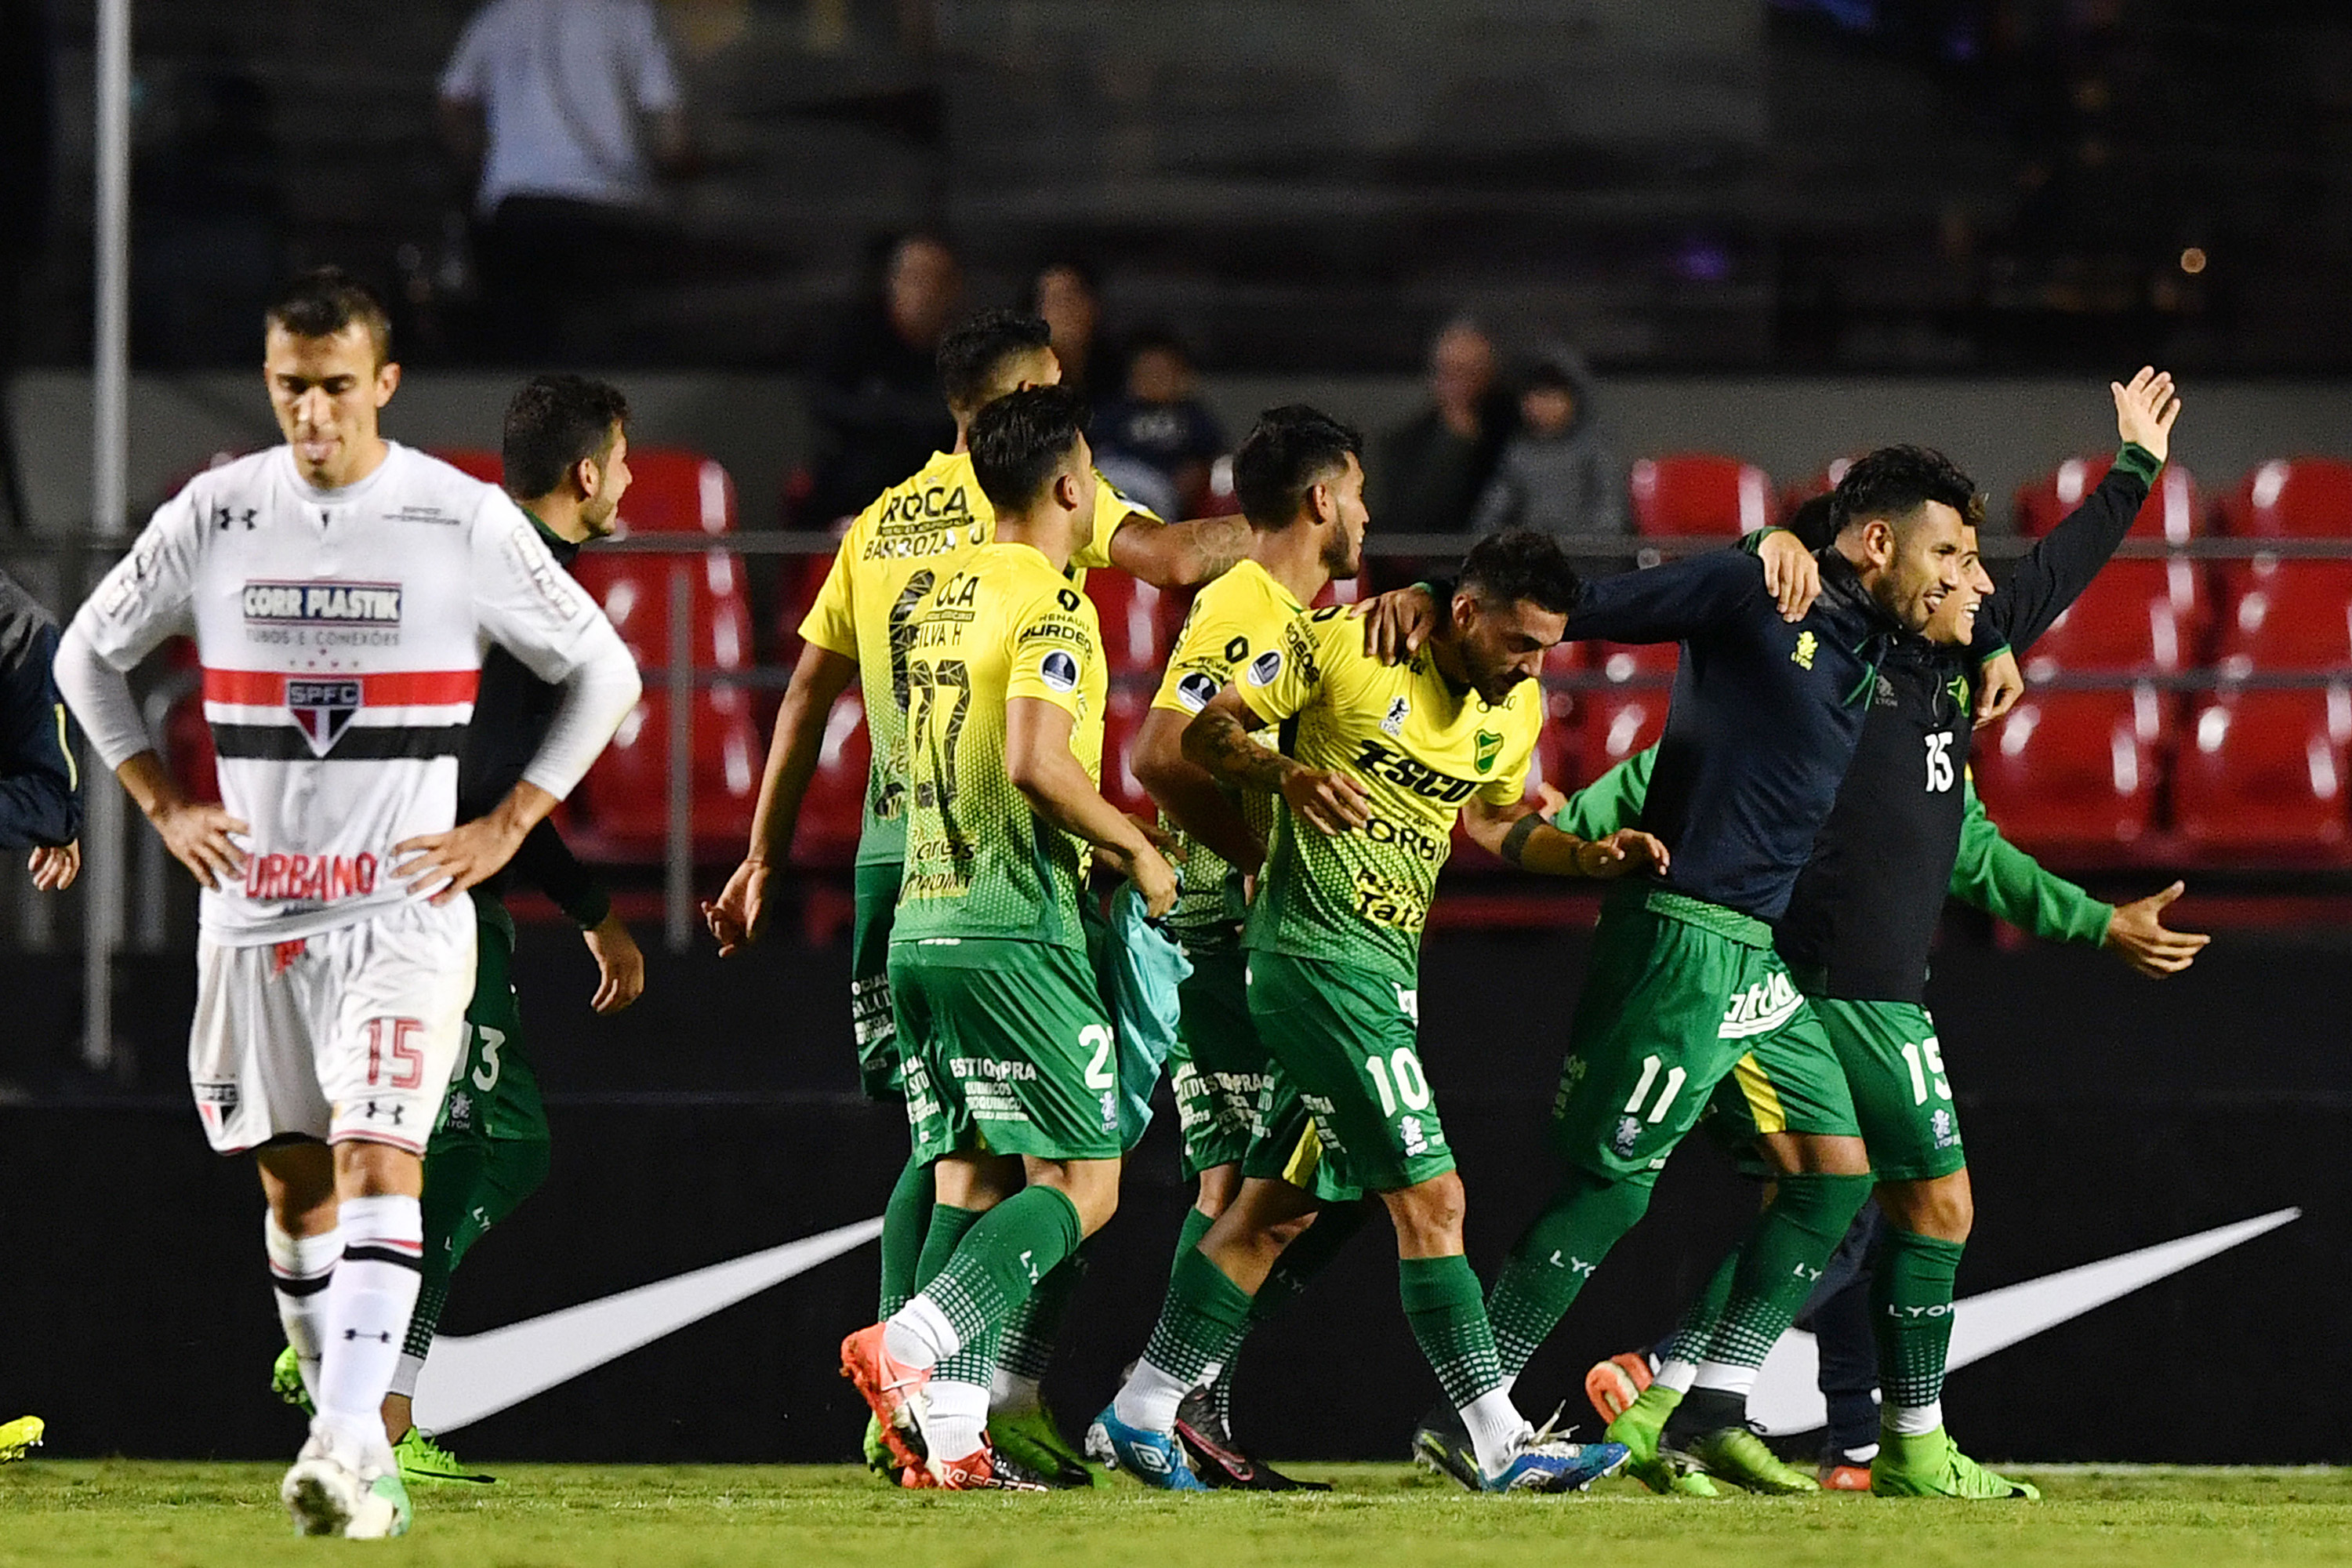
[71,441,621,945]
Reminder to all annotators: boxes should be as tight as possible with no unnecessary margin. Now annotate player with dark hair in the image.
[267,372,651,1486]
[838,384,1178,1492]
[1089,529,1659,1495]
[1127,404,1368,1488]
[56,268,640,1537]
[706,308,1249,1484]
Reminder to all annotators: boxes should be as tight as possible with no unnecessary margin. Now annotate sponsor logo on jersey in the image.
[242,851,380,904]
[1791,629,1817,670]
[1875,673,1897,707]
[387,505,459,525]
[1351,738,1478,804]
[1717,971,1805,1040]
[1244,648,1284,687]
[1381,696,1409,737]
[286,678,362,754]
[1040,650,1080,691]
[242,581,404,626]
[1474,728,1504,773]
[1176,670,1220,712]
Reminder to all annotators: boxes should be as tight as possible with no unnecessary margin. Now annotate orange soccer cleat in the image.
[1583,1352,1655,1424]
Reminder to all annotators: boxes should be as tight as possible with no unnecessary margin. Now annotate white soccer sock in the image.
[389,1353,426,1402]
[1111,1356,1192,1433]
[1691,1359,1759,1399]
[882,1296,957,1372]
[266,1213,341,1406]
[1653,1356,1698,1396]
[1885,1399,1943,1437]
[314,1194,423,1454]
[927,1378,990,1465]
[990,1367,1041,1417]
[1460,1388,1532,1479]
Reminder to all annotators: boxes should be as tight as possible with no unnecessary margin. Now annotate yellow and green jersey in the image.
[1240,607,1542,985]
[798,449,1155,869]
[891,541,1109,950]
[1148,559,1306,946]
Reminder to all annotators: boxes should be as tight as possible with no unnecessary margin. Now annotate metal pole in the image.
[665,563,692,952]
[85,0,133,1073]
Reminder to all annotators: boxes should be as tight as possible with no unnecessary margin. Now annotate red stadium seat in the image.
[2220,458,2352,539]
[791,689,870,868]
[2214,564,2352,676]
[2172,688,2352,853]
[1971,690,2163,851]
[1579,641,1677,770]
[1629,455,1777,537]
[2016,456,2201,543]
[1085,572,1180,676]
[611,451,737,536]
[2020,563,2194,681]
[1780,456,1857,520]
[1098,686,1156,820]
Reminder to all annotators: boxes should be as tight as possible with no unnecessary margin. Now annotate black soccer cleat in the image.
[1174,1385,1330,1491]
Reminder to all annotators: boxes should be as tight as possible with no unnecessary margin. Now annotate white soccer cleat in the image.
[281,1425,408,1538]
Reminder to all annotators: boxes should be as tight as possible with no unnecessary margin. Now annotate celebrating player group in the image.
[57,265,2199,1533]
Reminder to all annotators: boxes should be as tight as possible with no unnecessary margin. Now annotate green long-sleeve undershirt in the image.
[1553,746,2114,948]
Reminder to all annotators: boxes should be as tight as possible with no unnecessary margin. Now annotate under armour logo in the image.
[341,1328,394,1344]
[214,505,256,530]
[361,1101,405,1124]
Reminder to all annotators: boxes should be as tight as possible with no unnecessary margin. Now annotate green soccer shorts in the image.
[1548,886,1856,1184]
[1812,996,1965,1182]
[1242,949,1454,1196]
[890,936,1123,1163]
[426,903,553,1280]
[851,860,905,1102]
[1167,946,1269,1179]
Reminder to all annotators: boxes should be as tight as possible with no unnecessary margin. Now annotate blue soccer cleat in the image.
[1482,1428,1632,1494]
[1086,1403,1212,1492]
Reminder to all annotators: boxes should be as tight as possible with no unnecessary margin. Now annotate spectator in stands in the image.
[1091,328,1225,521]
[1373,317,1513,535]
[1468,346,1625,538]
[437,0,691,361]
[1033,260,1105,408]
[800,232,963,525]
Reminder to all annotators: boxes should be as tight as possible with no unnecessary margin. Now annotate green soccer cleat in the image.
[1670,1426,1820,1495]
[0,1415,44,1462]
[359,1468,414,1538]
[989,1404,1094,1488]
[394,1427,496,1486]
[863,1414,898,1480]
[270,1347,314,1416]
[1871,1427,2040,1500]
[1604,1385,1719,1497]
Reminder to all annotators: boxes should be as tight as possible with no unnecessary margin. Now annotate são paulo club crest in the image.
[286,678,363,756]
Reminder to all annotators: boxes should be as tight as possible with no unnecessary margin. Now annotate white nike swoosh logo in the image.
[412,1217,881,1434]
[1748,1207,2300,1435]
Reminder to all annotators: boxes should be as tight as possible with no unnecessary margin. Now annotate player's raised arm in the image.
[1102,509,1253,589]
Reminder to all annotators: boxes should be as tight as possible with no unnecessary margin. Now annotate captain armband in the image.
[1498,811,1545,866]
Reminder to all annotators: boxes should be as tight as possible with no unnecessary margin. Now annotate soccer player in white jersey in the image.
[53,270,641,1539]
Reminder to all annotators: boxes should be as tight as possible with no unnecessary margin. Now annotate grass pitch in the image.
[4,1461,2350,1568]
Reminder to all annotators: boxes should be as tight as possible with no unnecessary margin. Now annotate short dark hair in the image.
[1831,445,1982,537]
[937,309,1054,417]
[1232,405,1361,529]
[502,374,630,501]
[1787,492,1838,552]
[1459,528,1583,616]
[265,267,392,365]
[969,384,1090,515]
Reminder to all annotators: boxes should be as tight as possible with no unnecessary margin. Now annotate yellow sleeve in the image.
[797,521,862,659]
[1070,472,1166,572]
[1004,578,1102,720]
[1475,702,1544,807]
[1152,586,1278,717]
[1237,605,1341,725]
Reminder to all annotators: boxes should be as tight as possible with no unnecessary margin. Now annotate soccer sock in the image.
[265,1214,340,1406]
[1871,1228,1966,1438]
[1167,1206,1216,1284]
[887,1187,1083,1372]
[926,1374,993,1465]
[1485,1167,1657,1381]
[314,1194,425,1451]
[1401,1255,1517,1476]
[882,1203,982,1370]
[1198,1200,1369,1426]
[878,1153,935,1319]
[1116,1247,1255,1433]
[993,1236,1091,1411]
[1674,1171,1874,1435]
[1653,1243,1740,1390]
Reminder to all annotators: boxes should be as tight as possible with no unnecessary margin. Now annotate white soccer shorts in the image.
[188,897,474,1155]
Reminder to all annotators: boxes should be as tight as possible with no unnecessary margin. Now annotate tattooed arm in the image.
[1181,684,1370,835]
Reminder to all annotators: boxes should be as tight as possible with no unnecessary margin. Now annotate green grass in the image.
[5,1462,2352,1568]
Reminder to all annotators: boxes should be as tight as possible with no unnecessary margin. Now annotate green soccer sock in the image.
[1191,1197,1369,1429]
[1673,1171,1875,1431]
[1871,1227,1966,1434]
[1116,1246,1257,1432]
[1485,1167,1658,1380]
[996,1236,1092,1388]
[1167,1206,1216,1285]
[904,1187,1083,1359]
[1400,1254,1508,1410]
[877,1153,935,1319]
[1653,1244,1740,1382]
